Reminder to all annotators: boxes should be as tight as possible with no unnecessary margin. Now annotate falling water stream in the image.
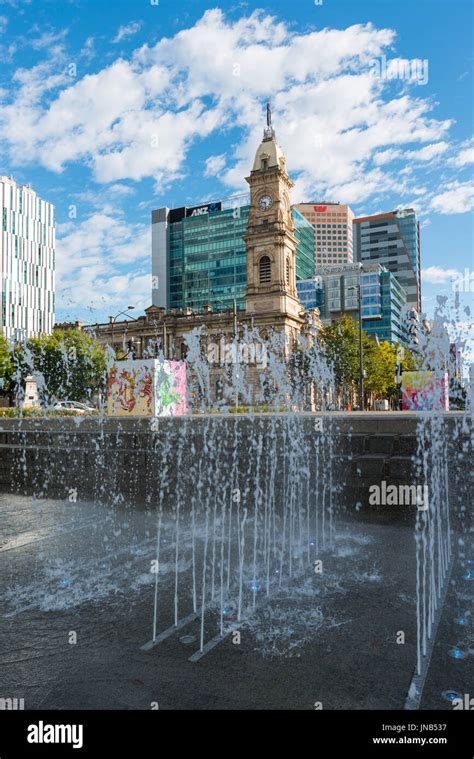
[1,317,471,708]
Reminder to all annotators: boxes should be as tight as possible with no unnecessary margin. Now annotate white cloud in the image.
[80,36,95,61]
[27,27,68,50]
[113,22,142,44]
[404,142,449,161]
[455,148,474,166]
[422,266,461,285]
[107,183,135,196]
[372,148,400,166]
[6,8,458,319]
[204,154,226,177]
[56,212,151,316]
[449,145,474,167]
[373,141,449,165]
[0,8,456,206]
[430,181,474,214]
[0,15,7,32]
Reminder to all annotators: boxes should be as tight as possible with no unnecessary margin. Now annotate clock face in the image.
[259,194,273,211]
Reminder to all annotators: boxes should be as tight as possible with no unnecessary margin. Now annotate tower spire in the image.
[264,98,275,140]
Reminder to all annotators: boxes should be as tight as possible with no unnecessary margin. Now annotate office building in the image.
[294,202,354,267]
[152,198,315,314]
[0,176,55,340]
[297,262,408,345]
[93,107,321,405]
[353,209,421,311]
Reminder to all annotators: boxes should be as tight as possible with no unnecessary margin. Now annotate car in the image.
[53,401,96,415]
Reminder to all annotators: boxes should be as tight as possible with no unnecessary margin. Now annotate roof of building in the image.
[252,132,285,172]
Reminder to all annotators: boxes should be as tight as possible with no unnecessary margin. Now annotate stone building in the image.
[91,110,321,405]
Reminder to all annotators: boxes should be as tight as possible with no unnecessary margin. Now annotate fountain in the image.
[0,321,471,710]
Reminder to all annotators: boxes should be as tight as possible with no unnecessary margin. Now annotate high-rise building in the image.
[0,176,55,340]
[94,105,322,406]
[151,197,315,314]
[297,262,408,345]
[294,202,354,267]
[353,209,421,311]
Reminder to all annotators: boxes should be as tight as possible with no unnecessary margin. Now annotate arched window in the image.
[286,258,291,287]
[259,256,271,283]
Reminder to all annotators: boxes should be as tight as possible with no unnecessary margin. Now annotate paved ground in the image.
[0,495,472,710]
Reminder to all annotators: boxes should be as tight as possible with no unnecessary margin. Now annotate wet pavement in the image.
[0,495,472,710]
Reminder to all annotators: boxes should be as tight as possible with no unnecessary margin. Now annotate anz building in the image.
[152,194,315,314]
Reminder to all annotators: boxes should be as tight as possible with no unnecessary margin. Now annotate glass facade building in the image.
[353,209,421,311]
[293,207,317,281]
[296,277,324,312]
[363,271,407,345]
[296,263,408,345]
[169,205,249,313]
[0,175,55,340]
[152,197,315,313]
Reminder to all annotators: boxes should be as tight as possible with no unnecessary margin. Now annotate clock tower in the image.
[244,103,303,321]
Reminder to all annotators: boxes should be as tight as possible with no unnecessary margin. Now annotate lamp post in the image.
[108,306,136,356]
[348,284,364,411]
[210,291,238,339]
[210,290,239,409]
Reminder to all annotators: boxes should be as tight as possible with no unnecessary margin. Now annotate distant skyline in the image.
[0,0,472,358]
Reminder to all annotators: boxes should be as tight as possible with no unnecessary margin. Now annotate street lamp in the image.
[348,284,364,411]
[108,306,136,355]
[210,290,238,339]
[210,290,239,409]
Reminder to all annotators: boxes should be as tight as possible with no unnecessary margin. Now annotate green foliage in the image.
[0,407,90,417]
[0,334,13,395]
[317,316,364,387]
[317,317,420,404]
[25,329,107,402]
[2,329,107,404]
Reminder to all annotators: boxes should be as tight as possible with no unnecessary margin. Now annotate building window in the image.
[259,256,271,283]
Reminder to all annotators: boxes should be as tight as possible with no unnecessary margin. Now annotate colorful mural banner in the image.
[107,359,187,417]
[155,361,187,417]
[401,371,449,411]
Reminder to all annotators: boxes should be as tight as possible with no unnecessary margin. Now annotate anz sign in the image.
[186,202,221,217]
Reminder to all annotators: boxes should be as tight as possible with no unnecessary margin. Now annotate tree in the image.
[317,316,361,389]
[25,329,107,403]
[317,317,421,407]
[363,337,389,399]
[0,335,13,396]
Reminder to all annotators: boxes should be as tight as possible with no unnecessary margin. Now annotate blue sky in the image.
[0,0,472,349]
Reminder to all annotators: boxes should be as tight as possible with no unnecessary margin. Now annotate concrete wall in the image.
[0,413,470,525]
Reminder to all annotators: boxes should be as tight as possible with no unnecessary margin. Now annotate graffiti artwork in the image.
[107,360,187,417]
[401,371,449,411]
